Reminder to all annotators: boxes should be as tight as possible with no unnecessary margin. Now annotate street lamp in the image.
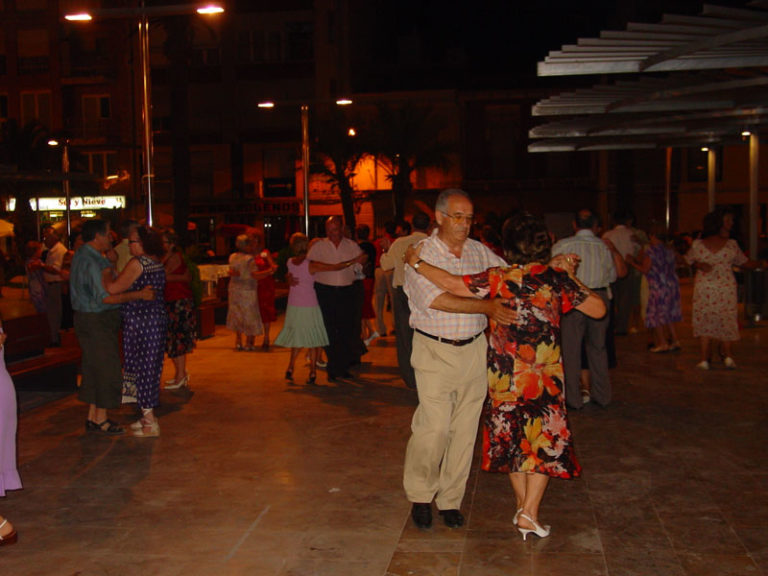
[259,98,353,235]
[64,2,224,227]
[47,138,71,245]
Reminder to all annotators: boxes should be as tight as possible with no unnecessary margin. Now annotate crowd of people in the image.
[1,188,764,548]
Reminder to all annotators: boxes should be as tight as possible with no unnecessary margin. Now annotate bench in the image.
[4,311,80,390]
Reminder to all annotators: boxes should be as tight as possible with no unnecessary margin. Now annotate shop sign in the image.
[6,196,127,211]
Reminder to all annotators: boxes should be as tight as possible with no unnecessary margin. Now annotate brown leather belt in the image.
[415,329,483,347]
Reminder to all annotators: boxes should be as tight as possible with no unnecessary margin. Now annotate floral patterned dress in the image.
[685,239,747,341]
[644,243,682,328]
[464,264,589,478]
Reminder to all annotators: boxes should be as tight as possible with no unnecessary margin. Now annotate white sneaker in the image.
[581,390,591,404]
[724,357,736,369]
[696,360,710,370]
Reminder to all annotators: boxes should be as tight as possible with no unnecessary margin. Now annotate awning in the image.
[538,2,768,77]
[530,2,768,152]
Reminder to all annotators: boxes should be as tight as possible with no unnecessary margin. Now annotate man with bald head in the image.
[308,216,365,382]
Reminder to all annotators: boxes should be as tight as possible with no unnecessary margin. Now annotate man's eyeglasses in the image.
[440,211,474,224]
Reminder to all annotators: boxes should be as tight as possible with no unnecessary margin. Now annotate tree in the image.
[310,107,367,230]
[369,103,454,221]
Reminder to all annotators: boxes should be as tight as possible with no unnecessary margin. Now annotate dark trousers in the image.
[562,292,611,409]
[315,283,358,377]
[394,286,416,388]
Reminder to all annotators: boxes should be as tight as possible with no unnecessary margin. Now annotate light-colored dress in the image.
[685,239,747,341]
[226,251,263,336]
[0,330,22,496]
[274,258,329,348]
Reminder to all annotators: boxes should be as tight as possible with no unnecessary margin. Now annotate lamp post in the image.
[65,2,224,227]
[259,98,353,236]
[47,138,71,246]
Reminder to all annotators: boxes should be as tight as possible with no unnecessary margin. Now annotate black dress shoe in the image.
[411,503,432,529]
[438,509,464,528]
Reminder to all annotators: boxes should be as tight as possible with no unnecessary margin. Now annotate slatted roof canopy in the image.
[529,1,768,152]
[538,2,768,76]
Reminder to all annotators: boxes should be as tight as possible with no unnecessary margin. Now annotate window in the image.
[21,91,51,128]
[286,21,313,61]
[85,151,118,178]
[237,29,283,63]
[17,29,49,75]
[82,95,111,137]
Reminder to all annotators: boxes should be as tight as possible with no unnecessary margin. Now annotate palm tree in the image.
[310,107,367,230]
[369,103,455,221]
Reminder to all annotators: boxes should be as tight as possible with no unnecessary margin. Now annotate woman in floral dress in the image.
[633,225,682,352]
[406,212,605,539]
[685,209,764,370]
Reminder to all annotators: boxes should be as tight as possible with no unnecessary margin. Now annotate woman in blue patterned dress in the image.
[633,225,682,352]
[104,227,167,437]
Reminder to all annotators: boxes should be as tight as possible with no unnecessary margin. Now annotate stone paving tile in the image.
[4,283,768,576]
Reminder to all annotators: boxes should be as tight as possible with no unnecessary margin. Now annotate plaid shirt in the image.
[405,230,506,339]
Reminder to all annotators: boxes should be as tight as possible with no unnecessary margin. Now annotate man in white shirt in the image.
[41,227,68,346]
[380,211,431,389]
[602,209,640,335]
[308,216,365,382]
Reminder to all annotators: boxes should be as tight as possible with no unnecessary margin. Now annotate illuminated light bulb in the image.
[197,5,224,15]
[65,13,93,21]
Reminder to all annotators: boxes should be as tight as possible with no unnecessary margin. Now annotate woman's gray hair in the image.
[235,234,250,252]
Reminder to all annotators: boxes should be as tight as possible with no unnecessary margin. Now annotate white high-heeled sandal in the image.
[517,513,551,540]
[164,374,189,390]
[513,507,523,525]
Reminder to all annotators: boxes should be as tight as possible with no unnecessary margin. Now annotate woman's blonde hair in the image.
[289,232,309,256]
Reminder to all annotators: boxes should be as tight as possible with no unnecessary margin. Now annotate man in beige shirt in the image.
[380,211,431,389]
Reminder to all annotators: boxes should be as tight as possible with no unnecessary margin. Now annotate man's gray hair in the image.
[435,188,470,213]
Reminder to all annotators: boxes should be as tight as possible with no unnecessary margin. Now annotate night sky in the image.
[358,0,752,91]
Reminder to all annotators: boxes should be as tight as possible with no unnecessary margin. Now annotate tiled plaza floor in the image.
[2,278,767,575]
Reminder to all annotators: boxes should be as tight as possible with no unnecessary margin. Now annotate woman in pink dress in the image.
[685,210,765,370]
[274,233,329,385]
[0,319,22,546]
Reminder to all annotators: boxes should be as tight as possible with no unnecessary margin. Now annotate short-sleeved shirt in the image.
[307,237,362,287]
[552,229,617,290]
[43,241,67,282]
[380,231,429,288]
[69,244,118,313]
[404,230,506,339]
[602,225,638,259]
